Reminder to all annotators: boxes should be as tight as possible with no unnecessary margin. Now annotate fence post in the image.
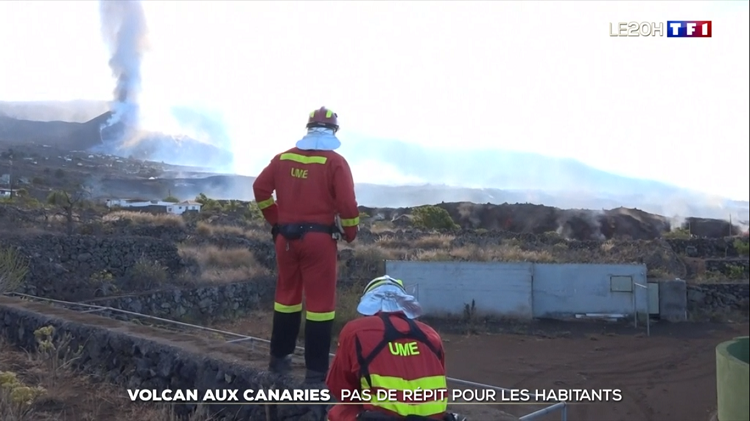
[633,279,638,329]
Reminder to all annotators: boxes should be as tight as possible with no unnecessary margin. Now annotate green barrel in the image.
[716,336,749,421]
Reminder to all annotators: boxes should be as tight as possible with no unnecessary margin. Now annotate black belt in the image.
[277,223,336,241]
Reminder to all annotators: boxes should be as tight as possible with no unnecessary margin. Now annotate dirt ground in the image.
[2,296,747,421]
[214,314,750,421]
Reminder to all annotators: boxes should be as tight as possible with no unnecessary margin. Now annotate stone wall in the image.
[82,278,276,323]
[666,238,747,258]
[687,283,750,314]
[705,259,750,277]
[1,234,184,301]
[0,296,314,421]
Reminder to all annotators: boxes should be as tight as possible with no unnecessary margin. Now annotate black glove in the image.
[271,224,280,241]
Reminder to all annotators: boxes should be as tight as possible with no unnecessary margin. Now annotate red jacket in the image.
[326,313,448,420]
[252,147,359,242]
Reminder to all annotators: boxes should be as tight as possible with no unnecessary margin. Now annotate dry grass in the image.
[351,244,401,261]
[195,221,270,242]
[105,211,185,227]
[178,245,270,284]
[368,221,397,234]
[449,244,559,262]
[413,234,455,249]
[0,328,215,421]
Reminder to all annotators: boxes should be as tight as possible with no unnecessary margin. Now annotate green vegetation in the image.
[0,246,28,294]
[46,187,91,234]
[734,239,749,257]
[663,227,691,239]
[411,205,459,230]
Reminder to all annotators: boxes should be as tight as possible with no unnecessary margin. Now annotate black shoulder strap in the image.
[356,313,443,389]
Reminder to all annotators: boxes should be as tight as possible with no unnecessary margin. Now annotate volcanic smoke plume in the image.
[98,0,148,144]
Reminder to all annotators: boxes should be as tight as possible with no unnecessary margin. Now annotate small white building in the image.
[166,201,202,215]
[0,188,17,198]
[105,198,202,215]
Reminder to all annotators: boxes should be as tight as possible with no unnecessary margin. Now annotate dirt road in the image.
[441,320,749,421]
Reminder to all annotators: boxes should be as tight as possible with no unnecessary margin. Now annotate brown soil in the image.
[214,315,750,421]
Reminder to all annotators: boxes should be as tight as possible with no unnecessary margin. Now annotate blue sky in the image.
[1,1,748,200]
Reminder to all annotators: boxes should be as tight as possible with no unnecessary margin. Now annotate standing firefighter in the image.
[253,106,360,386]
[326,275,467,421]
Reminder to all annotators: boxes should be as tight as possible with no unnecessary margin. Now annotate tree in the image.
[47,186,91,234]
[195,193,220,212]
[223,200,242,213]
[163,196,180,203]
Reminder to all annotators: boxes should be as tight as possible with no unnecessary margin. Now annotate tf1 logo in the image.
[609,21,712,37]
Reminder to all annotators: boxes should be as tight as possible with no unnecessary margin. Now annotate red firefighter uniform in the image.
[326,312,448,420]
[253,106,359,381]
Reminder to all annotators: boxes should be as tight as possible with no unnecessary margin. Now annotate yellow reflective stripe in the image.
[306,310,335,321]
[340,216,359,227]
[274,302,303,313]
[369,400,447,417]
[362,375,448,417]
[368,374,447,391]
[364,277,404,294]
[280,153,327,165]
[326,110,334,118]
[257,197,275,210]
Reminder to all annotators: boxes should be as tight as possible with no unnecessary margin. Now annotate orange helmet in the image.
[306,107,339,133]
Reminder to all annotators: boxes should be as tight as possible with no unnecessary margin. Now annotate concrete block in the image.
[659,279,688,322]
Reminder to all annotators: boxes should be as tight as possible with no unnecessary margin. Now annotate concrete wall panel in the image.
[532,263,648,318]
[385,261,533,318]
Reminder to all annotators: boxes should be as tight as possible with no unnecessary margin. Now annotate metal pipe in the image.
[560,402,568,421]
[518,402,567,420]
[8,292,252,340]
[4,292,567,408]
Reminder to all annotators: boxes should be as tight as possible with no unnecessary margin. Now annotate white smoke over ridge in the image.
[98,0,148,138]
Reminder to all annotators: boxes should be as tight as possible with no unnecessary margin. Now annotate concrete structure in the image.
[105,198,202,215]
[385,261,650,319]
[716,336,748,421]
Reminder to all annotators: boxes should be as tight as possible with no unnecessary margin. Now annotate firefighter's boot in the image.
[300,370,328,421]
[302,369,327,387]
[268,354,292,376]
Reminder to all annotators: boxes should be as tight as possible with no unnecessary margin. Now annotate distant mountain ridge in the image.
[1,100,748,221]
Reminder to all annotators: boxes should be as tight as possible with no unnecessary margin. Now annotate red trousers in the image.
[274,232,338,321]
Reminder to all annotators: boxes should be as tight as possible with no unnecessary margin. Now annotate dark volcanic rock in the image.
[0,234,184,301]
[359,202,742,240]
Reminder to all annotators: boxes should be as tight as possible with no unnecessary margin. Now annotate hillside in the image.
[0,101,748,222]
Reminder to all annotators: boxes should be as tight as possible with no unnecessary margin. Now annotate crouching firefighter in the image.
[325,276,467,421]
[252,106,360,388]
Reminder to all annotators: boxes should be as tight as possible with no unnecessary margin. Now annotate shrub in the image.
[663,227,691,239]
[0,246,28,294]
[411,205,459,230]
[734,239,749,256]
[244,201,263,221]
[125,257,169,290]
